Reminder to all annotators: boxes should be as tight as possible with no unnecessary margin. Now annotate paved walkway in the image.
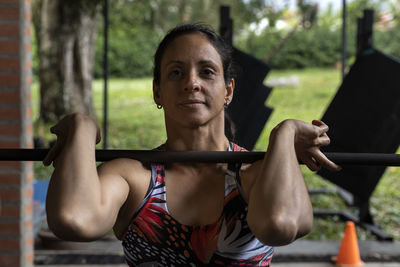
[34,263,400,267]
[34,236,400,266]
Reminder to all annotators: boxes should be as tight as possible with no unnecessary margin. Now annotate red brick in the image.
[0,205,19,217]
[25,171,33,183]
[0,8,19,20]
[0,141,20,148]
[0,106,20,119]
[0,188,20,201]
[0,173,21,185]
[25,90,31,102]
[0,254,20,267]
[25,235,33,247]
[25,122,32,135]
[0,57,19,70]
[25,161,33,168]
[25,24,30,35]
[25,74,32,86]
[26,140,33,149]
[0,222,19,233]
[25,251,33,265]
[25,58,31,70]
[25,105,32,120]
[0,237,19,250]
[24,199,32,214]
[0,161,20,169]
[0,40,19,54]
[24,185,32,199]
[0,0,19,3]
[0,123,20,136]
[0,73,19,86]
[25,10,31,21]
[24,41,30,53]
[0,24,19,37]
[0,91,19,104]
[24,219,32,232]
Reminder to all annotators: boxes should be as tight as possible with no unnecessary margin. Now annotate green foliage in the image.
[93,0,290,78]
[94,27,160,78]
[236,26,344,69]
[90,0,400,77]
[375,27,400,59]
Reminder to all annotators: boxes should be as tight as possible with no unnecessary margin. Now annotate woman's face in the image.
[154,33,234,128]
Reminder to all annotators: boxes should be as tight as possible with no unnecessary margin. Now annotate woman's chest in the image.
[164,169,227,226]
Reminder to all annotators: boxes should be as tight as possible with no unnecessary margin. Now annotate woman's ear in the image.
[153,81,161,105]
[225,78,235,104]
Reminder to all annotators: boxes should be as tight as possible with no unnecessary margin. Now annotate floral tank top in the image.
[121,143,274,266]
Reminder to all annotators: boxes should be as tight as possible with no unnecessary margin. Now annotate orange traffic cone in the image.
[334,221,364,266]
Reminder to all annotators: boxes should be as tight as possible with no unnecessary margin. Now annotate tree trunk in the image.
[33,0,101,123]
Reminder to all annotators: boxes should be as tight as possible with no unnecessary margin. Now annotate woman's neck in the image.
[164,124,229,152]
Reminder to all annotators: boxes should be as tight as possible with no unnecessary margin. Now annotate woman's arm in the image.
[44,113,130,241]
[246,119,340,246]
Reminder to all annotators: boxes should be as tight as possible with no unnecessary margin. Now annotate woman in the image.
[44,24,340,266]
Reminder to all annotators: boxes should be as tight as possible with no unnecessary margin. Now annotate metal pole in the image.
[103,0,109,149]
[341,0,347,80]
[1,149,400,166]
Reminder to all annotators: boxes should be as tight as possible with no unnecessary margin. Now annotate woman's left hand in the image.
[292,119,341,172]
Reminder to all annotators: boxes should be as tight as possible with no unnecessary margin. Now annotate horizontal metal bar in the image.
[0,149,399,166]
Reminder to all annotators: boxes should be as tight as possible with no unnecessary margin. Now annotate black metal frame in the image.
[309,188,393,241]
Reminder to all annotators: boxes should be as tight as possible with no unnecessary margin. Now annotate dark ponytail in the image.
[224,110,235,142]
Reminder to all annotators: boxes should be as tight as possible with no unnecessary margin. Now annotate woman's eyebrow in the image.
[165,60,184,67]
[164,59,219,69]
[198,60,219,68]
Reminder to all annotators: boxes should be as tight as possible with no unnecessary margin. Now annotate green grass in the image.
[32,68,400,241]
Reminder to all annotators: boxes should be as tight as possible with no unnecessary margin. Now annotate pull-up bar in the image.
[0,149,399,166]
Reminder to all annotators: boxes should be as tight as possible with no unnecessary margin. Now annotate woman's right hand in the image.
[43,113,101,166]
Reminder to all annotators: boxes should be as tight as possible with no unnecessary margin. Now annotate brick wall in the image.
[0,0,33,266]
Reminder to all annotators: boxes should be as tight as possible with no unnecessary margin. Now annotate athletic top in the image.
[121,143,274,266]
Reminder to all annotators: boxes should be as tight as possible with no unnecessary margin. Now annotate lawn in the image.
[32,67,400,241]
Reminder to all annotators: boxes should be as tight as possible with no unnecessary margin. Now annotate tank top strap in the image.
[225,142,247,203]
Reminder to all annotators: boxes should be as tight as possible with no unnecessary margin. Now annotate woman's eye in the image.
[169,69,183,78]
[202,69,215,77]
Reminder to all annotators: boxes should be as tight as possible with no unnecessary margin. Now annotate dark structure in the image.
[317,10,400,240]
[220,6,273,150]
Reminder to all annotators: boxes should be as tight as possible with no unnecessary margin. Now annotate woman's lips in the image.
[179,100,205,107]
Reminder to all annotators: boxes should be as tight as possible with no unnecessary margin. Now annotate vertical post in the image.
[0,0,34,266]
[103,0,109,149]
[356,9,374,55]
[341,0,347,80]
[219,5,232,46]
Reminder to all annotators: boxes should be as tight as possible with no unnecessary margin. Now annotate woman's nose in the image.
[184,71,201,92]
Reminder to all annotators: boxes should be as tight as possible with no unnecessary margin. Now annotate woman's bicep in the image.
[97,160,131,221]
[240,161,262,201]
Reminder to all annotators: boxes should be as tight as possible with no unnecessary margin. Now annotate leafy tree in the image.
[32,0,102,123]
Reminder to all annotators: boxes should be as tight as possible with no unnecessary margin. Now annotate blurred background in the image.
[30,0,400,242]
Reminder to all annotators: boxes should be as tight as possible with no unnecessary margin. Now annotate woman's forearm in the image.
[247,120,313,246]
[45,116,105,240]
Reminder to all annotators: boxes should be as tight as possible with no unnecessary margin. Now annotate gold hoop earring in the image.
[224,99,229,108]
[157,104,163,109]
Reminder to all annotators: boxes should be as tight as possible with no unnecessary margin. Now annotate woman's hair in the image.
[153,23,236,141]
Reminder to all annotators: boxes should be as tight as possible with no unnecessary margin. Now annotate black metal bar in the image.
[314,209,393,241]
[103,0,109,149]
[0,149,400,166]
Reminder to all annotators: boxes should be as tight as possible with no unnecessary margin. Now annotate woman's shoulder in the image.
[97,158,151,189]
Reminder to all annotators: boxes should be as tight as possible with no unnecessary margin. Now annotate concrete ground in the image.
[34,236,400,266]
[34,264,400,267]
